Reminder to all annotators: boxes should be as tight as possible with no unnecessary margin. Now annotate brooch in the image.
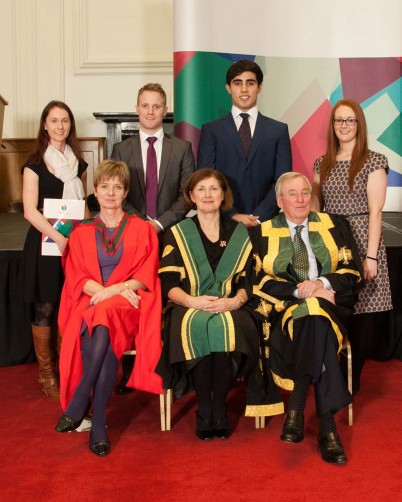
[338,246,353,265]
[219,240,227,247]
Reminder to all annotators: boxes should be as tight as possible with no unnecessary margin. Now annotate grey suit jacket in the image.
[111,131,195,230]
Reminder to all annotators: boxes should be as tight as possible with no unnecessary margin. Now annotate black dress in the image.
[21,160,87,304]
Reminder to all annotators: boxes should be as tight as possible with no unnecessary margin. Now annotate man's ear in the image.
[277,196,283,210]
[225,84,232,95]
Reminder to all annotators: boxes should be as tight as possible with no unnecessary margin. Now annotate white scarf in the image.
[44,144,85,200]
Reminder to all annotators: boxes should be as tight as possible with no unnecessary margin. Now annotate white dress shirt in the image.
[139,128,164,229]
[286,218,332,296]
[231,106,258,137]
[139,128,164,181]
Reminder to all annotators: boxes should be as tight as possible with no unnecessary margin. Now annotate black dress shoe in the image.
[90,440,111,457]
[318,432,347,464]
[213,416,231,440]
[115,379,134,395]
[196,412,214,441]
[55,414,82,433]
[280,410,304,443]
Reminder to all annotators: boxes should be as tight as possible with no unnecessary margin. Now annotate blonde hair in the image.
[137,83,167,107]
[93,160,130,192]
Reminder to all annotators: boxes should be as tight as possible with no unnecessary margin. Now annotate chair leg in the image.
[346,339,353,426]
[159,393,166,431]
[159,389,172,431]
[166,389,172,431]
[255,416,266,429]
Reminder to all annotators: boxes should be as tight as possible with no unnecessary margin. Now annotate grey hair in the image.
[275,172,312,197]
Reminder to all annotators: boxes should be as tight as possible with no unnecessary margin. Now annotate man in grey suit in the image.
[111,82,195,393]
[197,60,292,226]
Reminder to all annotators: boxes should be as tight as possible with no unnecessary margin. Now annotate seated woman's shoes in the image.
[195,412,214,441]
[318,432,347,464]
[90,440,111,457]
[213,416,231,440]
[280,410,304,443]
[55,414,81,433]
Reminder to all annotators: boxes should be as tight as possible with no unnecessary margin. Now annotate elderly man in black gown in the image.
[250,172,363,464]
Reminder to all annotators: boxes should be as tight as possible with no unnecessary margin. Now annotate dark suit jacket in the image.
[111,131,195,230]
[197,112,292,222]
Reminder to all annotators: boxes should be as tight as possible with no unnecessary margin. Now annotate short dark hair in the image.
[184,168,234,211]
[226,60,264,86]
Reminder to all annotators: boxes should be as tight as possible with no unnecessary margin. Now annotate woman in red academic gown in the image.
[55,160,162,457]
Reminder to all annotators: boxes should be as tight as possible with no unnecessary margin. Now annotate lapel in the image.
[130,135,146,195]
[247,112,265,166]
[158,133,172,194]
[221,114,245,161]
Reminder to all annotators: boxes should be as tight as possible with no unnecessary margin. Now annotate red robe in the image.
[58,215,163,410]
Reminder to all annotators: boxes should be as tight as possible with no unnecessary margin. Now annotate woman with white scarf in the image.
[22,100,88,398]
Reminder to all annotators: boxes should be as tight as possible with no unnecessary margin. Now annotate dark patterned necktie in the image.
[146,136,158,219]
[239,113,251,159]
[292,225,309,281]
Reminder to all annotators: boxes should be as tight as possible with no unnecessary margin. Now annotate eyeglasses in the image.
[333,118,358,126]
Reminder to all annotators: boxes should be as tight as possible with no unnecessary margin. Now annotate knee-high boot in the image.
[31,324,60,399]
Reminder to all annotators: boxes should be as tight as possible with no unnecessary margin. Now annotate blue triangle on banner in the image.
[216,53,256,62]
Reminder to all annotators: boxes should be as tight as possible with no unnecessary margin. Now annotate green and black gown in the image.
[156,215,284,418]
[250,212,364,415]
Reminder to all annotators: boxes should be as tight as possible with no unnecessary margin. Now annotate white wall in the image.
[0,0,174,139]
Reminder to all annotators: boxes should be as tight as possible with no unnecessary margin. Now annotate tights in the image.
[33,302,57,327]
[65,325,118,444]
[190,353,233,423]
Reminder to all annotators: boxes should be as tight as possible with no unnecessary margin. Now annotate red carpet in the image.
[1,359,402,501]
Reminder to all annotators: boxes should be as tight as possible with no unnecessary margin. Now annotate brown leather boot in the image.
[31,325,60,399]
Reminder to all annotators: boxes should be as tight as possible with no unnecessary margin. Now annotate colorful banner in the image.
[173,1,402,211]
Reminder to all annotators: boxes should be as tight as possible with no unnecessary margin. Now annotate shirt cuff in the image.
[318,276,331,290]
[153,219,164,232]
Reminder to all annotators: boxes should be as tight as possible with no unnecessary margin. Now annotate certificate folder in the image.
[42,198,85,256]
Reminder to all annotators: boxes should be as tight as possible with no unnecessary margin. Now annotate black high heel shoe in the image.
[195,412,214,441]
[90,431,111,456]
[55,400,92,433]
[55,414,82,433]
[90,440,111,457]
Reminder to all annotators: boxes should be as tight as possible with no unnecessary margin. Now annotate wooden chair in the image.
[256,337,354,429]
[122,349,169,431]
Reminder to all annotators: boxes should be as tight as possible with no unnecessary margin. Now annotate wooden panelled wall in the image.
[0,138,106,213]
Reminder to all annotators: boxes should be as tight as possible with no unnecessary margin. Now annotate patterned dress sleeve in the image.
[367,150,389,175]
[313,156,324,174]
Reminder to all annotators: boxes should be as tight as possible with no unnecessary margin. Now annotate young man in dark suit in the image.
[197,60,292,226]
[111,83,195,393]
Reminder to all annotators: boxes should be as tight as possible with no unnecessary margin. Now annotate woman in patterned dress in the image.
[312,98,392,393]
